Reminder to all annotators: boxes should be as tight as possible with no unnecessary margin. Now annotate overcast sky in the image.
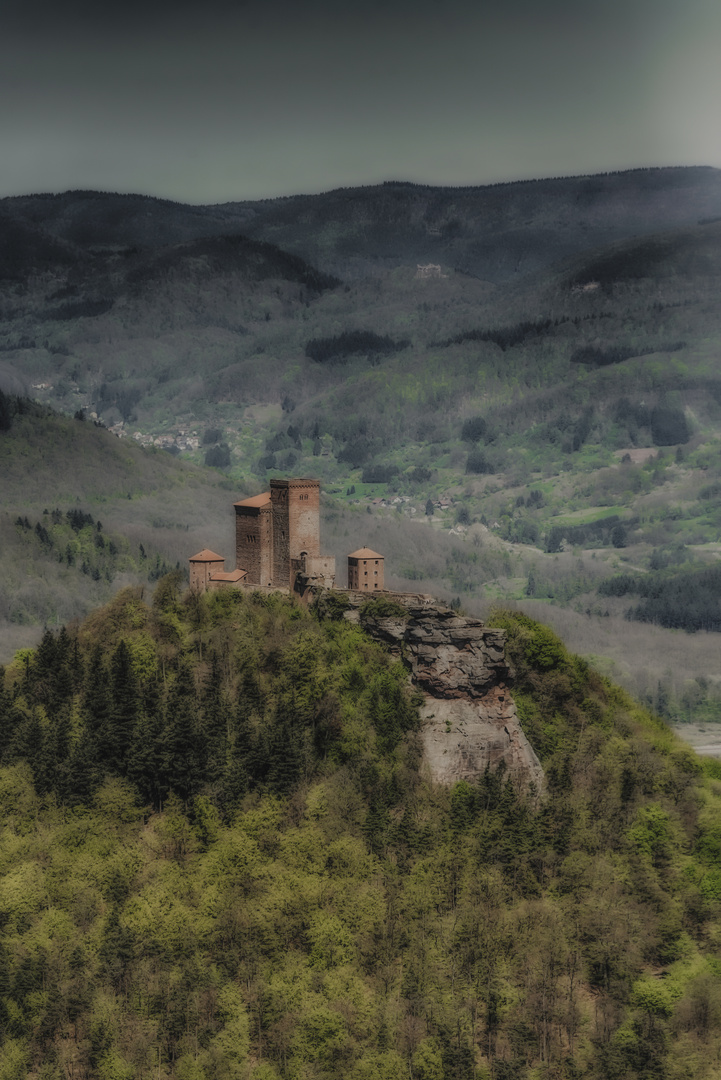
[2,0,720,204]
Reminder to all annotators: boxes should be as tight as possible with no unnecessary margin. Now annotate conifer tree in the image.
[127,704,166,809]
[16,707,48,794]
[201,653,230,789]
[65,729,101,805]
[106,640,140,773]
[30,628,58,708]
[266,710,302,794]
[163,662,202,802]
[82,644,111,743]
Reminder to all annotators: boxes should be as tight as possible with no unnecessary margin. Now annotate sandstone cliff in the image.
[341,595,544,791]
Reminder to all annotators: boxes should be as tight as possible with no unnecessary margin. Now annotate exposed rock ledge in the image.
[339,593,544,791]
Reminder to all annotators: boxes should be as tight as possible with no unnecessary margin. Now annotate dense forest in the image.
[599,564,721,632]
[1,584,721,1079]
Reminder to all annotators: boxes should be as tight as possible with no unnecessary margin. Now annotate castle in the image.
[189,477,384,596]
[188,479,544,791]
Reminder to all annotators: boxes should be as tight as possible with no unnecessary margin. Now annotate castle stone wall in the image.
[271,478,320,587]
[235,500,273,586]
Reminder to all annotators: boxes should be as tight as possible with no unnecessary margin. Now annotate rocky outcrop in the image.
[341,594,543,792]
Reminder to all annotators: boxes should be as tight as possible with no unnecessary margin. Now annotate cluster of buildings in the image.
[415,263,445,278]
[131,429,200,451]
[189,477,384,597]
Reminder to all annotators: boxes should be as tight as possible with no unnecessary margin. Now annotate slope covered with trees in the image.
[1,588,721,1079]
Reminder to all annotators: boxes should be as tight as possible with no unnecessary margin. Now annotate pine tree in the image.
[30,628,58,708]
[51,626,75,710]
[127,706,166,809]
[201,654,230,789]
[266,711,301,795]
[163,663,202,802]
[65,729,100,805]
[106,640,140,773]
[15,708,48,795]
[83,644,111,746]
[0,388,12,431]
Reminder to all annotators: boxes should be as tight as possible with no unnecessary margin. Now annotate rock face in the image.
[343,595,544,791]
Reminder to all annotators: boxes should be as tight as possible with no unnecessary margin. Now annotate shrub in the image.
[361,465,397,484]
[466,450,493,474]
[651,406,689,446]
[205,444,231,469]
[461,416,486,443]
[360,597,409,619]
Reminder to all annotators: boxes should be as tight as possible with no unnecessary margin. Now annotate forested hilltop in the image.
[2,584,721,1079]
[2,169,721,731]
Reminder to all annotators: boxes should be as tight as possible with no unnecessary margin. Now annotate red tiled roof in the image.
[348,548,383,559]
[209,569,248,581]
[189,549,225,562]
[234,492,271,508]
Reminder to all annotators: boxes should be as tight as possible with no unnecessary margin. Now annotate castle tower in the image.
[348,548,384,591]
[234,492,273,586]
[270,478,320,587]
[189,549,226,593]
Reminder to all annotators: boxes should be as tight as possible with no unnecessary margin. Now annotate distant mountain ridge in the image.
[4,166,721,281]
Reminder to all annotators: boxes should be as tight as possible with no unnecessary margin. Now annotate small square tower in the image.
[348,548,384,591]
[189,549,226,592]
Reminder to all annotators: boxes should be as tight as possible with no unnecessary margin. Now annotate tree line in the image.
[599,563,721,632]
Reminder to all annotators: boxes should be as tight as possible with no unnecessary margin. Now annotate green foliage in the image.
[651,404,690,446]
[204,443,231,469]
[359,597,409,619]
[361,464,397,484]
[313,591,352,621]
[1,595,721,1079]
[600,563,721,632]
[5,177,721,1075]
[460,416,486,443]
[465,449,494,475]
[1,590,420,812]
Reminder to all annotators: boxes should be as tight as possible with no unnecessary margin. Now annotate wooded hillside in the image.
[1,588,721,1079]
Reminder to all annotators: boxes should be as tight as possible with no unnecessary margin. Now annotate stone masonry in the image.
[232,477,332,589]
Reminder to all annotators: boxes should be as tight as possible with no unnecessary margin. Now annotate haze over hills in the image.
[5,166,721,280]
[1,166,721,729]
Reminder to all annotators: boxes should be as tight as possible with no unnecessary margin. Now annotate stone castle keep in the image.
[189,477,384,595]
